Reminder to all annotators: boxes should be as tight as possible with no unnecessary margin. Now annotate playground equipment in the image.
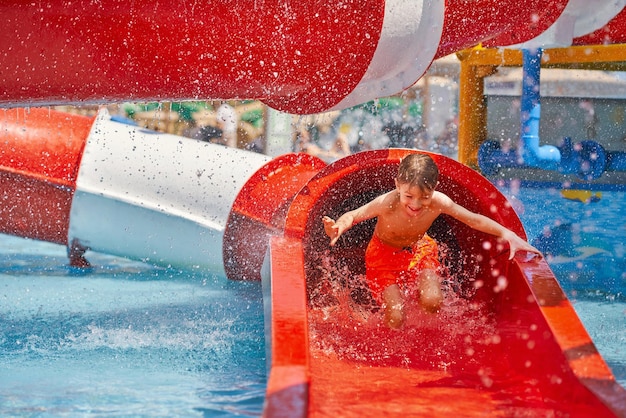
[0,0,579,114]
[263,149,626,417]
[0,107,326,280]
[457,42,626,190]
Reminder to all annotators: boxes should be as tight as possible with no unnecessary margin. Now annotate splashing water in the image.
[308,249,497,373]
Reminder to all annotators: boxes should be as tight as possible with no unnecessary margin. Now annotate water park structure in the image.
[1,1,626,416]
[458,44,626,188]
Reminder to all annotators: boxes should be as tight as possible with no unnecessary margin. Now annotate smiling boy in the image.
[323,153,541,329]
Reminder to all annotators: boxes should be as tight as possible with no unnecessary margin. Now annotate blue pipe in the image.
[519,48,560,170]
[478,48,626,181]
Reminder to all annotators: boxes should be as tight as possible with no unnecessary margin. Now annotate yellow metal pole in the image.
[457,50,496,169]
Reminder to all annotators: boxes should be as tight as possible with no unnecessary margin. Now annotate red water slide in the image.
[263,149,626,417]
[0,0,571,114]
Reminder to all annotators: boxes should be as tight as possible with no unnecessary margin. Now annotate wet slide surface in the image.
[307,295,608,417]
[265,149,626,417]
[304,249,620,417]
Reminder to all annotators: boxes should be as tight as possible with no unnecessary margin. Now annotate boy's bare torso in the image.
[373,191,442,249]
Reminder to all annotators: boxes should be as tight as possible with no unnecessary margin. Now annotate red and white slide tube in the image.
[0,0,572,114]
[0,107,324,279]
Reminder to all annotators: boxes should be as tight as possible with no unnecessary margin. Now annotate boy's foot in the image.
[384,305,405,329]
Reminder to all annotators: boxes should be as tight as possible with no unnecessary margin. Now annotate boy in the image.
[322,153,541,329]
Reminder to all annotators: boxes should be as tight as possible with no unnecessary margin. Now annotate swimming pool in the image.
[0,187,624,416]
[0,235,267,416]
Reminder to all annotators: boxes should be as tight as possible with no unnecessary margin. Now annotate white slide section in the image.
[331,0,445,110]
[68,110,271,273]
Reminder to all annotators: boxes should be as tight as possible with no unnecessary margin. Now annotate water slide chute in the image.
[0,0,573,114]
[498,0,626,49]
[2,109,625,415]
[264,148,626,416]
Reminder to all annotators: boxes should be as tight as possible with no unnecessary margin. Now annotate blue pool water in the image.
[1,187,624,416]
[0,236,266,417]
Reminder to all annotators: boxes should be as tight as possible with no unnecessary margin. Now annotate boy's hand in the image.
[323,214,355,246]
[505,232,543,260]
[322,216,340,246]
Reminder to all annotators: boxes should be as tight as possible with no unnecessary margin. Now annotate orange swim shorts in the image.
[365,233,440,302]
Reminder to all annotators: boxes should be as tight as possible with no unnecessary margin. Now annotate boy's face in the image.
[394,180,433,217]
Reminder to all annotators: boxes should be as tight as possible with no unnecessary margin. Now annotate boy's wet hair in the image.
[396,153,439,192]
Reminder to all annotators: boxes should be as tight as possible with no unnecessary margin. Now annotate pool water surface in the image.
[0,237,266,416]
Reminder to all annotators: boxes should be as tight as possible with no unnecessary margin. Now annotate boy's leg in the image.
[418,269,443,313]
[382,284,405,329]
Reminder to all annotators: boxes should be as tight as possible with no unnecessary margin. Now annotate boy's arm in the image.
[439,195,542,260]
[323,193,387,246]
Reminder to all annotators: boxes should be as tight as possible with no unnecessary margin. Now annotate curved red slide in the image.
[263,149,626,417]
